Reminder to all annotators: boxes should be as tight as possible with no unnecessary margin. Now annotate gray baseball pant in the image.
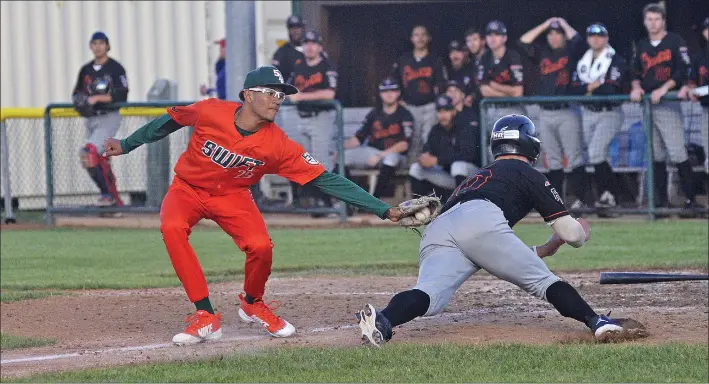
[651,103,688,164]
[406,102,437,162]
[581,107,623,165]
[85,111,122,154]
[293,110,337,172]
[414,199,561,316]
[409,162,479,190]
[538,108,584,170]
[344,146,406,169]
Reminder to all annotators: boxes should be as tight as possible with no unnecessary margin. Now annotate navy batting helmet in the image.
[490,114,541,164]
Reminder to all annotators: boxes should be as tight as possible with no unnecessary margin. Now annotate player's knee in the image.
[243,236,274,257]
[527,274,562,300]
[413,285,452,317]
[382,153,401,168]
[409,162,424,180]
[451,161,476,177]
[160,220,190,239]
[80,144,100,168]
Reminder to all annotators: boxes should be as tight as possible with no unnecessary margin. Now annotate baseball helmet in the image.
[490,114,541,164]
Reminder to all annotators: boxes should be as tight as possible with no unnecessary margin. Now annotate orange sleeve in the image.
[166,102,202,127]
[276,138,326,185]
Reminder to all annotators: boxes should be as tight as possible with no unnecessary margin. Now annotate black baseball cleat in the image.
[355,304,392,347]
[678,199,699,219]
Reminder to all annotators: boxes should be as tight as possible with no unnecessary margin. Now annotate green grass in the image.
[0,333,55,350]
[9,343,708,383]
[0,290,66,302]
[1,221,706,290]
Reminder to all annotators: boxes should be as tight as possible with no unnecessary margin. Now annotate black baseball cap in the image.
[90,31,109,43]
[287,15,304,28]
[586,23,609,37]
[445,80,466,92]
[548,20,565,33]
[485,20,507,36]
[448,40,466,52]
[435,95,456,111]
[702,17,709,29]
[301,30,322,44]
[378,77,400,92]
[239,65,299,101]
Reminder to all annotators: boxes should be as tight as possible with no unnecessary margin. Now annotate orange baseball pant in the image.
[160,177,274,303]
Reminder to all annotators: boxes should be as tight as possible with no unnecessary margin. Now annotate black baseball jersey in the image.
[519,34,586,95]
[443,63,477,94]
[423,121,479,170]
[392,52,445,106]
[441,159,569,227]
[272,42,305,83]
[690,47,709,106]
[289,58,338,113]
[570,52,629,109]
[355,106,414,152]
[632,32,690,92]
[454,106,481,165]
[72,58,128,114]
[477,48,524,87]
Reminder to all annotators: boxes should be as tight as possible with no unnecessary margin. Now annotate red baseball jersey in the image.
[168,98,325,195]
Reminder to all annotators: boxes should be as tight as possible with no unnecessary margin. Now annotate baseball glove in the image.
[396,195,442,228]
[72,93,95,118]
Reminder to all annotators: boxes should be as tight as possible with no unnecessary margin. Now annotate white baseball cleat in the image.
[172,310,222,345]
[238,293,296,337]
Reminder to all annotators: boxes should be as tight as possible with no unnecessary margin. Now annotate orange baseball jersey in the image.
[167,98,325,195]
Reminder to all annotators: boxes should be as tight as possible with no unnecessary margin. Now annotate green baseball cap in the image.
[239,65,299,101]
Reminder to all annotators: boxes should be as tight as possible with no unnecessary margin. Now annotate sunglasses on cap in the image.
[586,24,608,36]
[248,87,286,101]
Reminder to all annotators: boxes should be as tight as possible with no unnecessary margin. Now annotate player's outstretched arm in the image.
[535,217,591,257]
[308,171,400,220]
[104,114,184,157]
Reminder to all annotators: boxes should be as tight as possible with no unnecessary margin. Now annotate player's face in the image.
[546,30,565,50]
[644,12,665,34]
[303,41,322,60]
[449,50,467,68]
[436,109,456,127]
[411,27,430,49]
[703,27,708,42]
[587,35,608,51]
[219,45,226,59]
[289,26,303,43]
[380,90,400,105]
[248,87,285,122]
[90,40,109,58]
[486,33,506,50]
[466,33,484,55]
[446,86,464,106]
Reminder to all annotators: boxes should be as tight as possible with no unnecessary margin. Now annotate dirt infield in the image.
[1,270,707,379]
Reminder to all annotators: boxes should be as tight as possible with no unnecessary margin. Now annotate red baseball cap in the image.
[215,38,226,48]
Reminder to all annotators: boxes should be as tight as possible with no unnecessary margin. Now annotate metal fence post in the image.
[334,100,347,224]
[479,99,489,167]
[44,106,55,225]
[146,80,176,207]
[1,120,16,223]
[642,98,656,220]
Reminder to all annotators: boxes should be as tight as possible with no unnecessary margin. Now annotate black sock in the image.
[244,294,255,304]
[194,297,215,314]
[381,289,430,327]
[545,281,597,328]
[547,170,565,197]
[374,165,397,198]
[593,161,616,196]
[675,160,696,202]
[454,175,466,186]
[569,166,590,204]
[653,162,668,206]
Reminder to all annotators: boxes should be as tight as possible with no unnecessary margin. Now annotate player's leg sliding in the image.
[161,182,222,345]
[357,289,429,346]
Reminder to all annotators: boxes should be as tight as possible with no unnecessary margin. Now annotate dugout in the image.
[297,0,708,107]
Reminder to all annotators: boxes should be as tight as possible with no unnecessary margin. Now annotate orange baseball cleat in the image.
[172,310,222,345]
[238,293,295,337]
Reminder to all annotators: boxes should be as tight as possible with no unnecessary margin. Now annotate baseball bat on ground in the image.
[599,272,709,284]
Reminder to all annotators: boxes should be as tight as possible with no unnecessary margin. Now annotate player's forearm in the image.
[520,24,546,44]
[120,114,183,154]
[495,84,523,97]
[550,216,586,248]
[664,78,678,92]
[480,86,507,98]
[631,80,643,90]
[383,141,409,154]
[344,137,361,149]
[297,89,336,101]
[309,171,391,218]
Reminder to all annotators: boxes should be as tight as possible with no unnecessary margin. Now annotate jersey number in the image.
[234,170,254,179]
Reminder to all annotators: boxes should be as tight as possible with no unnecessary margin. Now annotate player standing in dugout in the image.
[71,31,128,207]
[630,3,698,213]
[286,30,339,215]
[391,25,445,163]
[570,23,629,211]
[679,16,709,175]
[271,15,306,80]
[519,18,591,210]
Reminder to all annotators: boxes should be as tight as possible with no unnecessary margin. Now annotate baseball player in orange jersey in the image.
[104,66,405,345]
